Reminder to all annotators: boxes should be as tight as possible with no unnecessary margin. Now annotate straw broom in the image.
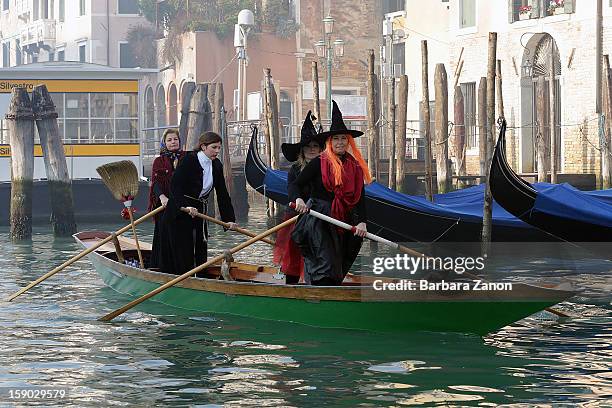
[96,161,145,268]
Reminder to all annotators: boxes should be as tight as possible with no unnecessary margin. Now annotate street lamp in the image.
[316,14,345,119]
[234,9,254,122]
[521,58,533,78]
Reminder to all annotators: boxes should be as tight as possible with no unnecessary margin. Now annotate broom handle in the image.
[127,209,145,269]
[6,206,165,301]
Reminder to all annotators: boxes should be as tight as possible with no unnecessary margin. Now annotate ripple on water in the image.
[367,360,442,373]
[0,205,611,406]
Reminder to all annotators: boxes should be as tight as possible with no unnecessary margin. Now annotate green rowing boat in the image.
[75,231,575,335]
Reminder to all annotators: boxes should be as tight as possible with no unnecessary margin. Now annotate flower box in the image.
[552,7,564,15]
[519,13,531,21]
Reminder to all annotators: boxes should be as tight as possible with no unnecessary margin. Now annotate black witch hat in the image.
[281,111,326,162]
[319,100,363,139]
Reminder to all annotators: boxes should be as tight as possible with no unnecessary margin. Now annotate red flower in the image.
[121,207,137,220]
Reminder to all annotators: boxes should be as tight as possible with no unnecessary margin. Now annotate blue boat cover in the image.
[263,169,612,228]
[532,183,612,227]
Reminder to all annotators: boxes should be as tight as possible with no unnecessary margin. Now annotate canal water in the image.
[1,202,611,406]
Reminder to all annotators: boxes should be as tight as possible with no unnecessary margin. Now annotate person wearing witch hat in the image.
[291,101,372,286]
[148,128,186,269]
[273,111,325,283]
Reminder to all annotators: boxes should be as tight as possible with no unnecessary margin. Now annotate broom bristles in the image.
[96,160,139,202]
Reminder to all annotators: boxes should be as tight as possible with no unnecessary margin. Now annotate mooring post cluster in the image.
[5,85,77,241]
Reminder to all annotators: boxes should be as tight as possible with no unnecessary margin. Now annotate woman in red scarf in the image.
[291,101,372,285]
[273,111,324,283]
[148,128,185,269]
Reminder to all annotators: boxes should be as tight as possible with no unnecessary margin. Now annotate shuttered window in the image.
[461,82,477,148]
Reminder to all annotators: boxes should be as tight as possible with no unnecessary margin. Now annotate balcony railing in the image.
[20,19,56,48]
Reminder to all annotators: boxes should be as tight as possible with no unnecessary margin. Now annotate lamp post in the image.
[234,9,254,122]
[315,14,344,119]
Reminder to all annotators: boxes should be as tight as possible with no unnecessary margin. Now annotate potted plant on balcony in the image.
[548,0,564,16]
[519,5,532,20]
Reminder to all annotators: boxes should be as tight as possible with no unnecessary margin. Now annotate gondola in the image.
[490,120,612,243]
[75,231,576,335]
[245,127,553,243]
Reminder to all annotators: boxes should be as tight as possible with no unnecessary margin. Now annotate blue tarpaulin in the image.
[262,169,612,228]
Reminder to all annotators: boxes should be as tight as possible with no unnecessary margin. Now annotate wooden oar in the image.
[98,215,299,322]
[6,206,165,302]
[180,207,275,246]
[291,203,571,318]
[289,202,426,258]
[96,161,145,269]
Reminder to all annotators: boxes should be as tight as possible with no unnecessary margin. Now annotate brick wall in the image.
[297,0,383,119]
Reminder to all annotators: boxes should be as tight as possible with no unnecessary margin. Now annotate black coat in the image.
[157,152,235,275]
[291,155,366,284]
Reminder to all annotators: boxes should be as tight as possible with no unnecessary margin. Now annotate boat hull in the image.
[84,241,573,336]
[490,121,612,243]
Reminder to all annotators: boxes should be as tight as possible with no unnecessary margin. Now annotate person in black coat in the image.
[291,101,371,286]
[273,111,324,283]
[147,128,185,269]
[157,131,236,276]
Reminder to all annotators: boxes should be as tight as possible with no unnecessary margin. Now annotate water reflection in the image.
[0,203,610,406]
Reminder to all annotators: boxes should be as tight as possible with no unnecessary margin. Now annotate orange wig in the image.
[324,135,372,187]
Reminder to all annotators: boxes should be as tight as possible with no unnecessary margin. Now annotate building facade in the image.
[400,0,611,180]
[295,0,384,124]
[0,0,149,68]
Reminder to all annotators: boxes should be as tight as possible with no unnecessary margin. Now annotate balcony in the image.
[20,19,56,49]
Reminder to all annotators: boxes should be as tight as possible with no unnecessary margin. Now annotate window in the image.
[48,52,54,61]
[383,0,403,14]
[2,0,9,11]
[115,93,137,117]
[15,40,21,65]
[79,0,85,16]
[460,82,477,148]
[79,44,86,62]
[118,0,139,14]
[2,43,9,67]
[57,49,64,61]
[59,0,64,21]
[119,42,136,67]
[460,0,476,28]
[41,0,48,18]
[33,0,39,20]
[392,42,405,77]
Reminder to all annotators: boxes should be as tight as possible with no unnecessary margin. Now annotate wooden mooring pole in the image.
[185,83,210,151]
[478,77,487,184]
[32,85,77,237]
[263,68,281,218]
[434,63,450,194]
[454,85,466,189]
[312,61,321,124]
[481,32,497,257]
[366,49,380,181]
[178,81,195,146]
[603,55,612,189]
[421,40,434,201]
[396,75,408,192]
[388,73,397,190]
[6,88,35,240]
[549,51,558,184]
